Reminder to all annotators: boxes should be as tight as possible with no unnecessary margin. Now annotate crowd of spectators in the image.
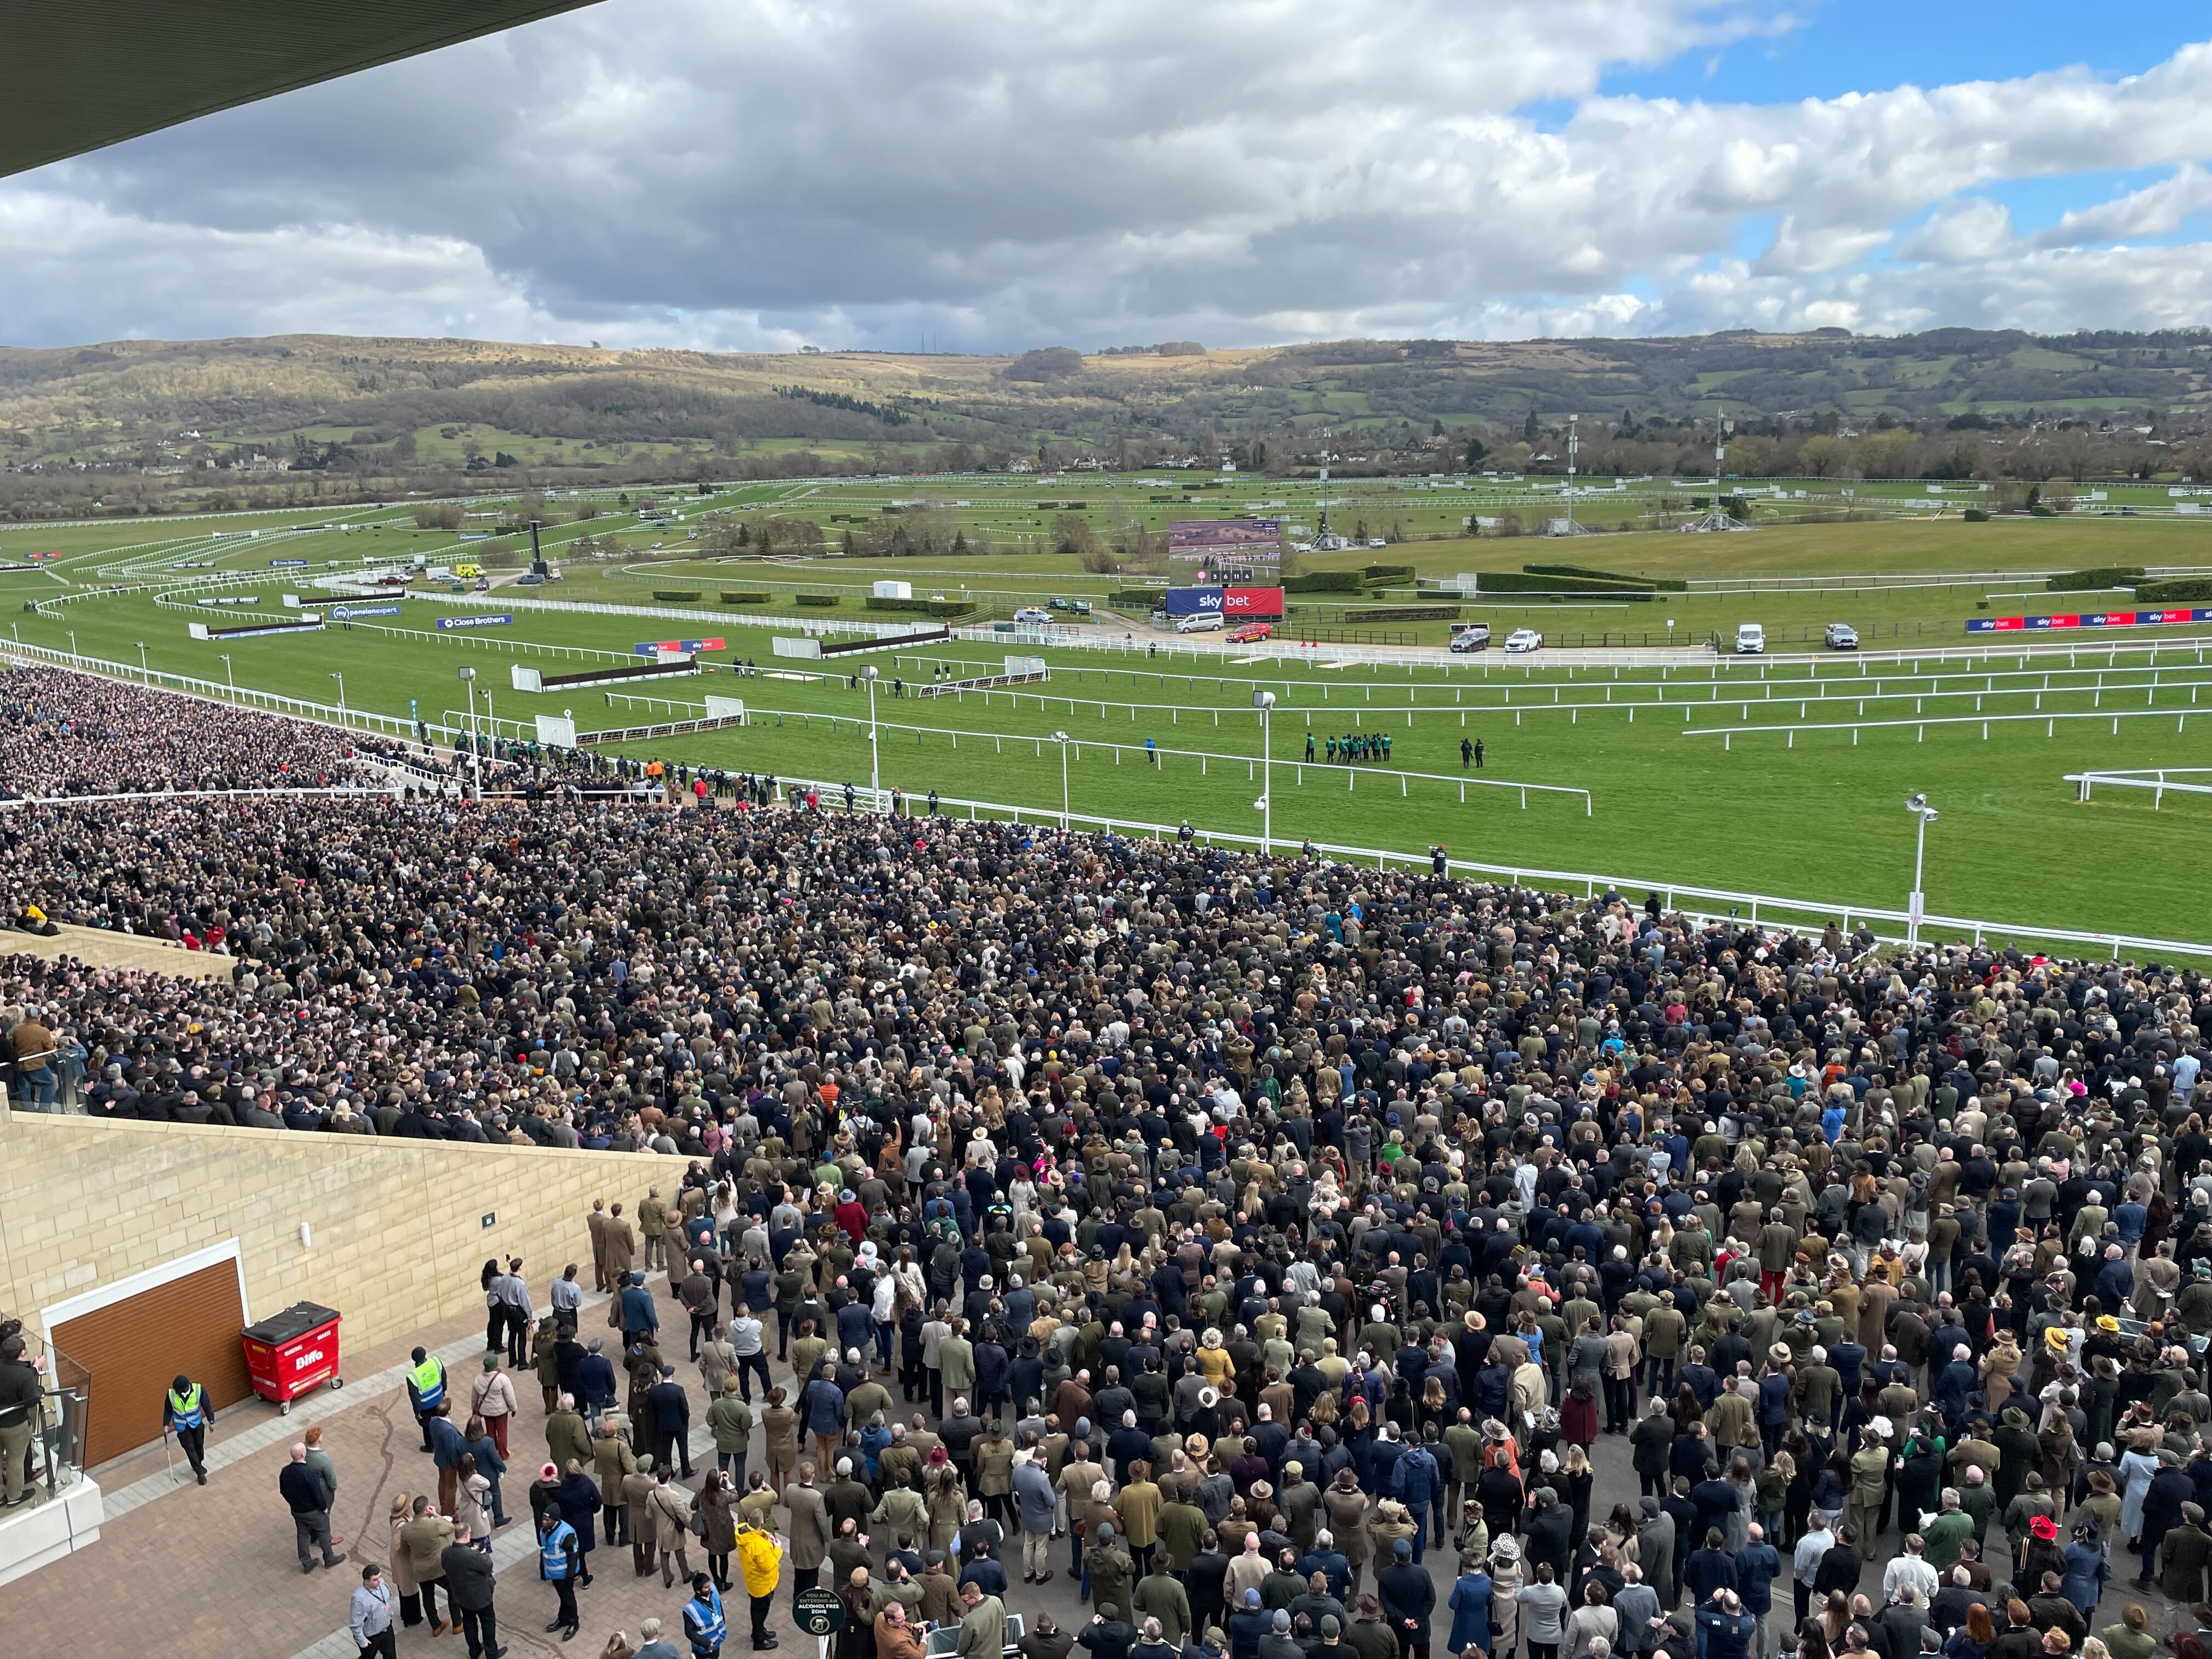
[6,670,2212,1659]
[0,667,373,798]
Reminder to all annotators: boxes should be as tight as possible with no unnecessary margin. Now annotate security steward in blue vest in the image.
[407,1346,448,1454]
[539,1509,583,1640]
[163,1373,214,1484]
[685,1571,729,1658]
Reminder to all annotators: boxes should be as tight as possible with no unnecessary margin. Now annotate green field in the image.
[10,489,2212,955]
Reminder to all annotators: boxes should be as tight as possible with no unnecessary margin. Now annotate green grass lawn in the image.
[14,509,2212,953]
[18,569,2212,950]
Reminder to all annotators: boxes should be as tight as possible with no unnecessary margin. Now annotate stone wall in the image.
[0,1108,694,1351]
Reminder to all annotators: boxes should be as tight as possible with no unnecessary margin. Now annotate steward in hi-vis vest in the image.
[163,1374,214,1484]
[406,1347,447,1453]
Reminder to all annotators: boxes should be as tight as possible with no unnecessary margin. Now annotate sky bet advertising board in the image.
[1967,606,2212,633]
[1165,585,1284,618]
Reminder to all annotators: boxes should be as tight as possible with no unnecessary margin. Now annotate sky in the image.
[6,0,2212,353]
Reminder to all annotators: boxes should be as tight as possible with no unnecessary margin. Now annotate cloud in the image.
[2033,164,2212,247]
[1898,199,2017,264]
[2,2,2211,349]
[1758,217,1894,274]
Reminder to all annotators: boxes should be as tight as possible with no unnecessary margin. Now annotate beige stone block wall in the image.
[0,1111,696,1352]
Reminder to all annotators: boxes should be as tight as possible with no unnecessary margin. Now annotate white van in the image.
[1175,612,1224,634]
[1734,622,1766,654]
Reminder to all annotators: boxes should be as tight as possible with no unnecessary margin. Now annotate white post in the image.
[459,665,483,802]
[1911,810,1927,946]
[1904,792,1937,947]
[1254,688,1277,855]
[866,669,880,803]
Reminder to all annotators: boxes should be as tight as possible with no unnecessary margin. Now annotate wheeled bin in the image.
[241,1301,343,1414]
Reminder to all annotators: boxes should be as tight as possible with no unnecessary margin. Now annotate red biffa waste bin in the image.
[241,1301,343,1414]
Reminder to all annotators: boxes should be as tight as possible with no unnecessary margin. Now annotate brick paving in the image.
[3,1260,2200,1659]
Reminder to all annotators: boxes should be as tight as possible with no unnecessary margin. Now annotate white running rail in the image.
[2067,768,2212,808]
[768,777,2212,963]
[5,636,2204,962]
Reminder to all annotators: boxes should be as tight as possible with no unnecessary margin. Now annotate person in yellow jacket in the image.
[735,1520,785,1652]
[1195,1330,1234,1390]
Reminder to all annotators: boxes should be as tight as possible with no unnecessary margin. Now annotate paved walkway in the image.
[2,1249,2202,1656]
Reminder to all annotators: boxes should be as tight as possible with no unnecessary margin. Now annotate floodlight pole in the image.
[137,641,148,683]
[1904,793,1938,947]
[861,665,879,805]
[1565,416,1577,534]
[459,664,482,801]
[330,671,346,725]
[1253,689,1276,855]
[219,653,234,693]
[1052,731,1071,830]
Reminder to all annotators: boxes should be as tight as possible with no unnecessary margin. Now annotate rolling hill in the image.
[3,325,2207,516]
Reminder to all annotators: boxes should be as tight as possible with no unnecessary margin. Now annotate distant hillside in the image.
[3,326,2208,516]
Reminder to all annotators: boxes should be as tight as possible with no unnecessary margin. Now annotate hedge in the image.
[1283,571,1364,593]
[866,595,974,618]
[2047,566,2146,591]
[1342,605,1460,623]
[1470,571,1656,600]
[1522,562,1688,592]
[797,594,839,606]
[1113,589,1166,605]
[1362,563,1414,580]
[652,589,702,601]
[719,591,771,603]
[2134,578,2212,603]
[1961,509,1990,522]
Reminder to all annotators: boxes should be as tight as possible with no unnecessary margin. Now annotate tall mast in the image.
[1566,414,1578,534]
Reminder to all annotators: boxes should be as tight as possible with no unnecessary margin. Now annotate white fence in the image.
[767,776,2212,962]
[7,634,2207,963]
[1688,707,2202,747]
[2067,768,2212,808]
